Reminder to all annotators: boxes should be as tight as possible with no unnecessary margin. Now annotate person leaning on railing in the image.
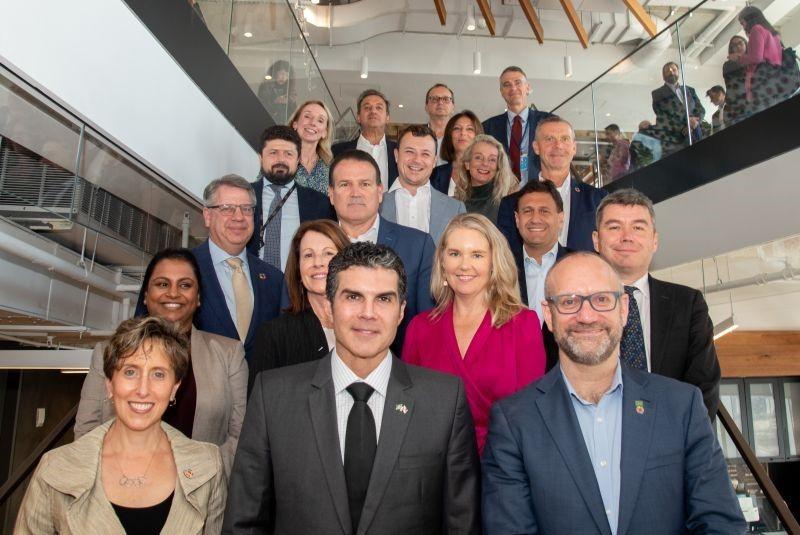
[16,316,226,534]
[74,248,247,476]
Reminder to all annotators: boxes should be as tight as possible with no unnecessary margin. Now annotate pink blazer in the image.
[739,25,783,99]
[403,304,546,454]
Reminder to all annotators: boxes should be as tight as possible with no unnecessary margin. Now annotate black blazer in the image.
[430,162,453,195]
[248,308,329,393]
[651,83,705,145]
[332,137,398,189]
[247,178,336,256]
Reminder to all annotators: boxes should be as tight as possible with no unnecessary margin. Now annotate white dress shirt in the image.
[345,214,380,244]
[628,273,652,370]
[331,347,393,463]
[540,173,571,247]
[389,179,431,233]
[259,178,300,271]
[208,239,254,327]
[523,241,559,325]
[357,134,389,186]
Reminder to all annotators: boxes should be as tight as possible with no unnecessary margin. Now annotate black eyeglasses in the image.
[206,204,256,216]
[427,96,453,104]
[546,291,623,314]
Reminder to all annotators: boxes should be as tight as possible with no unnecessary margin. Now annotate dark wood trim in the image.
[433,0,446,25]
[475,0,496,36]
[519,0,544,44]
[559,0,588,48]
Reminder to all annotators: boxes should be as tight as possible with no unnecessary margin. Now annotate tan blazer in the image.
[74,328,247,475]
[14,420,226,534]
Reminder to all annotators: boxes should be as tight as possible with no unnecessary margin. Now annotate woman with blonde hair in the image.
[403,213,546,454]
[453,134,519,224]
[288,100,335,193]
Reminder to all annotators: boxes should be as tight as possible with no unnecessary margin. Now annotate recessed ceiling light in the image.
[244,31,253,38]
[605,112,611,117]
[264,74,272,80]
[398,104,404,108]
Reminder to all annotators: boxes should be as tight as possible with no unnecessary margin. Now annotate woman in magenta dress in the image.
[403,213,546,454]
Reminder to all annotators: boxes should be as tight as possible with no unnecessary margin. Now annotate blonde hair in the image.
[430,213,523,328]
[288,100,335,165]
[454,134,519,206]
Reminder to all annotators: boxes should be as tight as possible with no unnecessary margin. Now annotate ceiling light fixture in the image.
[360,55,369,79]
[473,51,482,74]
[466,4,477,32]
[713,315,738,340]
[244,31,253,38]
[311,0,320,4]
[564,43,573,79]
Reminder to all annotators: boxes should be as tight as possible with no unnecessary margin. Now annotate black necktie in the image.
[620,286,647,370]
[344,383,377,533]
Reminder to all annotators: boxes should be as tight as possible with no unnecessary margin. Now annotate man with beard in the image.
[482,252,745,535]
[247,125,336,271]
[651,62,705,154]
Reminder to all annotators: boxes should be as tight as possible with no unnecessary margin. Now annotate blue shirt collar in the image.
[208,238,248,268]
[506,107,530,123]
[561,361,624,406]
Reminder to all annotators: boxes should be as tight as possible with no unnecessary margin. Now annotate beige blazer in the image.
[14,420,226,534]
[74,328,247,475]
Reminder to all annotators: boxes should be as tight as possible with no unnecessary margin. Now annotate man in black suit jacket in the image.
[332,89,398,189]
[247,125,335,269]
[592,188,720,418]
[224,242,480,534]
[652,61,705,154]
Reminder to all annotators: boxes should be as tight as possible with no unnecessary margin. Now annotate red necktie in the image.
[509,115,522,179]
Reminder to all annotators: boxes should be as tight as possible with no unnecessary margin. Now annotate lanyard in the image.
[258,183,297,250]
[507,113,531,153]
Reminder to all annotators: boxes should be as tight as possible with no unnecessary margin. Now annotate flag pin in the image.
[635,400,645,415]
[395,403,408,415]
[183,469,194,478]
[258,273,267,280]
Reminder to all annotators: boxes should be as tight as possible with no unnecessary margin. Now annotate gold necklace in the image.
[109,425,163,488]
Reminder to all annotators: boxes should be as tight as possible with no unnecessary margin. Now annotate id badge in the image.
[520,153,529,175]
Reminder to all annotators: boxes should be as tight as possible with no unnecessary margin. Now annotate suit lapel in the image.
[308,356,352,535]
[617,368,656,535]
[380,191,397,223]
[513,247,528,306]
[567,178,583,233]
[647,276,673,374]
[297,185,308,221]
[376,216,396,249]
[535,371,612,535]
[358,358,414,535]
[195,242,238,337]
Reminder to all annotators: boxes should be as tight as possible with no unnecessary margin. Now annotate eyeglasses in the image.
[427,96,453,104]
[206,204,256,216]
[546,291,622,314]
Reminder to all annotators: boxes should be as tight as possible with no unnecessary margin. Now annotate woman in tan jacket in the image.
[15,316,226,534]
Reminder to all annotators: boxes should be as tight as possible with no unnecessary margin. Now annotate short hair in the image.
[134,248,202,317]
[500,66,527,79]
[595,188,657,230]
[259,124,302,156]
[454,134,518,206]
[604,123,621,135]
[325,242,407,304]
[267,60,291,78]
[534,115,575,140]
[728,35,748,54]
[103,316,190,383]
[287,100,335,164]
[514,179,563,213]
[431,213,523,328]
[662,61,679,75]
[544,251,622,299]
[440,110,483,163]
[329,149,382,187]
[284,220,351,314]
[357,89,390,113]
[397,124,437,150]
[706,85,725,97]
[203,174,256,206]
[425,83,454,103]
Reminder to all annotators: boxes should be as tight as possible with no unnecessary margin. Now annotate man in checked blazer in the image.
[224,242,480,535]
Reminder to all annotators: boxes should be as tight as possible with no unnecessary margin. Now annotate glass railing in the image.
[552,0,800,187]
[195,0,351,140]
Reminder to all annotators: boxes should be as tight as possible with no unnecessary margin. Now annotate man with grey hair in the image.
[193,173,283,363]
[225,242,481,534]
[482,251,745,534]
[592,188,720,418]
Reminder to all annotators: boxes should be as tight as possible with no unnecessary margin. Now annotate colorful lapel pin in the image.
[183,469,194,479]
[635,400,645,415]
[258,273,266,280]
[395,403,408,415]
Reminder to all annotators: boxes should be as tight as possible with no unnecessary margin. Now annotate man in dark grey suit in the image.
[224,242,481,535]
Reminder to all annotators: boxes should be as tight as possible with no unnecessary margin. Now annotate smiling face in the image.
[356,95,389,132]
[292,103,328,145]
[466,141,499,186]
[202,184,255,256]
[259,138,299,180]
[515,191,564,253]
[533,120,577,176]
[143,258,200,333]
[592,203,658,284]
[395,132,436,192]
[106,341,180,432]
[499,70,531,112]
[425,86,455,121]
[299,230,339,297]
[328,159,384,230]
[442,227,492,300]
[451,116,478,157]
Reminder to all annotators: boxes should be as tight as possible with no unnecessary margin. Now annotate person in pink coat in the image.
[403,213,546,454]
[736,6,784,111]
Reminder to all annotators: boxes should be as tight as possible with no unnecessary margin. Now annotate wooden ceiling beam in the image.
[622,0,658,38]
[559,0,589,48]
[475,0,496,36]
[433,0,446,25]
[519,0,544,44]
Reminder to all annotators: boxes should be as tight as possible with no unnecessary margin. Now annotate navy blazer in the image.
[192,240,284,362]
[332,137,399,189]
[482,108,552,183]
[497,177,607,254]
[482,365,745,535]
[246,178,336,256]
[430,162,452,195]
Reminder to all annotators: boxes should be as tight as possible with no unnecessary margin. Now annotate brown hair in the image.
[357,89,390,113]
[440,110,483,163]
[285,219,351,314]
[103,316,190,382]
[397,124,438,149]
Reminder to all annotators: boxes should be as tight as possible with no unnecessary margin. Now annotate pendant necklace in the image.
[112,428,163,488]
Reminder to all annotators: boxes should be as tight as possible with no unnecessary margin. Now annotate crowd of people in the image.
[17,10,794,533]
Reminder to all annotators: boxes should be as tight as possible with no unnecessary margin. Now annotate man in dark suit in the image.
[247,125,335,270]
[482,66,551,184]
[497,115,607,255]
[332,89,398,189]
[593,188,721,418]
[224,242,481,534]
[194,174,283,363]
[652,61,705,154]
[329,149,435,352]
[482,252,745,534]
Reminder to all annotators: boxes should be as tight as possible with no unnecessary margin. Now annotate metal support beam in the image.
[622,0,658,38]
[475,0,496,36]
[519,0,544,44]
[433,0,446,25]
[559,0,589,48]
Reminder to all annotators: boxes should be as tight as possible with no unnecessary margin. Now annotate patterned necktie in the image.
[509,115,522,179]
[620,286,647,370]
[225,257,252,342]
[262,183,284,268]
[344,383,377,533]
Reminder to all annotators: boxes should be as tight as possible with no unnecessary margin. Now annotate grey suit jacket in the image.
[74,328,247,475]
[380,185,466,245]
[223,354,481,535]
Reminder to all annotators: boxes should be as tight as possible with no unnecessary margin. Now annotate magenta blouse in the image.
[739,24,783,100]
[403,304,546,454]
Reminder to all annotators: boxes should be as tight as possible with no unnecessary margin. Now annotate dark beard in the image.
[261,167,295,186]
[665,74,679,85]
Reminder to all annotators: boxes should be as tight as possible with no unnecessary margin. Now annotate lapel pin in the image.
[258,273,266,280]
[395,403,408,415]
[635,400,645,415]
[574,186,580,192]
[183,469,194,479]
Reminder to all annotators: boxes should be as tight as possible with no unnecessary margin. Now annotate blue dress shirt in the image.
[523,241,558,324]
[260,179,300,271]
[505,107,530,184]
[208,239,254,327]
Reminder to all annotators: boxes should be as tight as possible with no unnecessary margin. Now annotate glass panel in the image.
[549,85,599,186]
[749,382,780,458]
[717,383,743,459]
[784,381,800,456]
[726,459,788,533]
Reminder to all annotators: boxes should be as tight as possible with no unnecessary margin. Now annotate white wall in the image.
[0,0,257,200]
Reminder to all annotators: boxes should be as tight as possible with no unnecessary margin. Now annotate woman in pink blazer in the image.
[403,213,546,454]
